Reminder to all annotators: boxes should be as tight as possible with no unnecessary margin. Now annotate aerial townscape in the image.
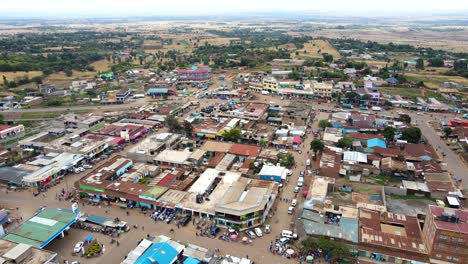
[0,1,467,264]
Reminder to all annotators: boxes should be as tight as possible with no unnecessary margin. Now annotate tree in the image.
[318,120,330,130]
[86,89,98,97]
[330,241,351,262]
[165,114,181,132]
[278,153,295,168]
[47,99,63,107]
[443,127,452,138]
[360,94,370,102]
[382,127,397,141]
[336,136,353,148]
[322,53,334,63]
[402,127,422,143]
[183,120,193,136]
[428,57,444,67]
[344,91,360,104]
[222,127,242,142]
[310,139,325,155]
[416,58,425,70]
[0,114,4,125]
[399,114,411,124]
[302,237,317,252]
[259,139,267,147]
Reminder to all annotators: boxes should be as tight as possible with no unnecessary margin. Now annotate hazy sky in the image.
[2,0,468,18]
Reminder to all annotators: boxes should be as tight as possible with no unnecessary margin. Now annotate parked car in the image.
[83,164,93,169]
[288,206,294,215]
[210,227,221,236]
[278,237,290,245]
[264,224,271,234]
[254,227,263,237]
[73,241,84,253]
[281,230,298,240]
[245,230,257,239]
[294,187,300,193]
[179,215,192,226]
[291,199,297,207]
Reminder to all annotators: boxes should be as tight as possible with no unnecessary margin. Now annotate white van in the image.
[261,91,270,95]
[306,159,311,166]
[291,199,297,207]
[281,230,298,240]
[288,206,294,215]
[297,178,304,187]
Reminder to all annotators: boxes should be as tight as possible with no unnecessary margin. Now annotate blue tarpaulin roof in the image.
[367,138,386,148]
[135,242,178,264]
[147,88,169,95]
[85,214,107,225]
[420,155,432,161]
[184,257,200,264]
[85,234,94,242]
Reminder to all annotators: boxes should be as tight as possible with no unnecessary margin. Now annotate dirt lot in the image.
[90,59,114,72]
[293,40,341,59]
[0,71,43,80]
[205,37,240,46]
[309,28,468,53]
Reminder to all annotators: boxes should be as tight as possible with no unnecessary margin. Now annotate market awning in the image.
[85,234,94,243]
[292,136,302,144]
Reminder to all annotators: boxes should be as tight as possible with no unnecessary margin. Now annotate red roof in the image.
[429,205,468,234]
[347,132,384,140]
[229,144,261,157]
[0,125,10,131]
[157,173,177,187]
[374,147,400,157]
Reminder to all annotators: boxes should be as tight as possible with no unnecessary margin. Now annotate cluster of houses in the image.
[296,109,467,263]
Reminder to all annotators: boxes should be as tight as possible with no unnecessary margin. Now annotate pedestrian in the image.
[246,254,249,259]
[142,226,144,230]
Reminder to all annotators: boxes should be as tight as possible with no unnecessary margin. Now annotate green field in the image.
[379,87,422,98]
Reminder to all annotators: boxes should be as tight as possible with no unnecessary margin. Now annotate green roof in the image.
[4,208,77,248]
[141,186,168,200]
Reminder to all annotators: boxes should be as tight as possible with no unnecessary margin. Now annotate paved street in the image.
[410,113,468,189]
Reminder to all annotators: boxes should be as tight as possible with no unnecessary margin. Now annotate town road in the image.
[410,113,468,189]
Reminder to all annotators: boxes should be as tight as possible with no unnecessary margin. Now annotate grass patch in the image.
[379,87,422,98]
[425,90,446,101]
[363,174,396,185]
[89,122,106,133]
[21,110,91,119]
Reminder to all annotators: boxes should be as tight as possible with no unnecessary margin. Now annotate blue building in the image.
[258,165,287,182]
[135,242,179,264]
[367,138,387,149]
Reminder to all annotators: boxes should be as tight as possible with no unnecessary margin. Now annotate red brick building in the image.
[422,205,467,264]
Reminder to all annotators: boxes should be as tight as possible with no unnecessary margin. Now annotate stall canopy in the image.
[85,234,94,243]
[292,136,302,144]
